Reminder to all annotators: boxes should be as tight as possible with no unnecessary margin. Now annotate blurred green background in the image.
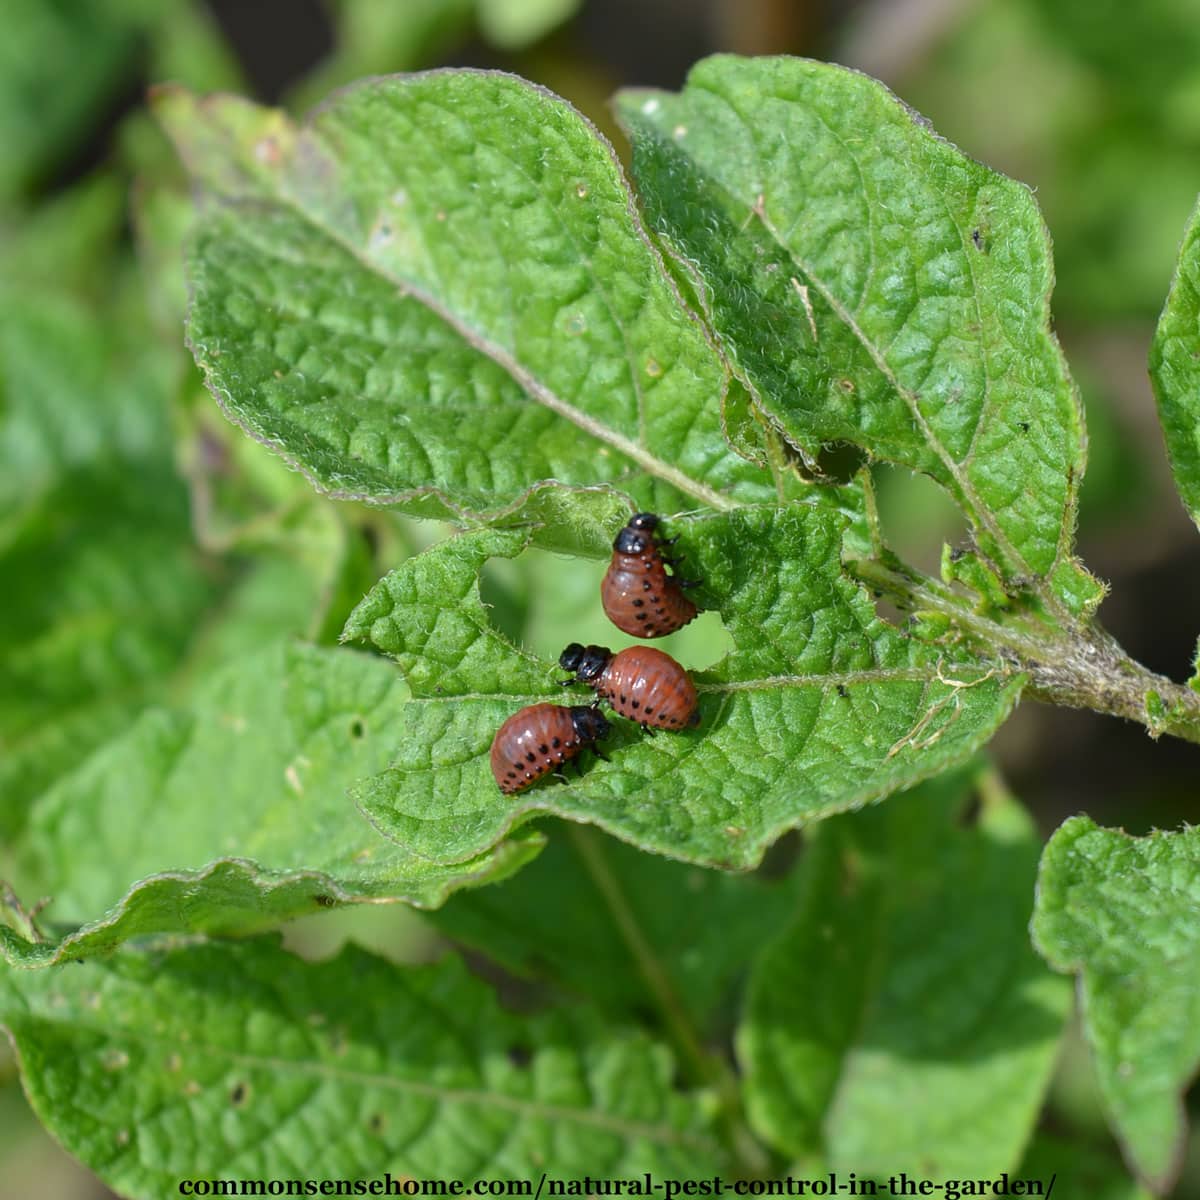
[2,0,1200,1196]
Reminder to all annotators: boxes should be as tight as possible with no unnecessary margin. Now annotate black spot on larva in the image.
[230,1082,248,1106]
[642,581,652,591]
[632,598,644,607]
[552,737,561,748]
[539,744,549,754]
[636,613,647,621]
[644,707,654,716]
[507,1043,533,1067]
[314,894,335,908]
[525,752,536,763]
[620,695,628,704]
[350,719,365,739]
[631,700,640,709]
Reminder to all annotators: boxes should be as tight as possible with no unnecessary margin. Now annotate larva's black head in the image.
[559,642,586,673]
[614,513,660,556]
[570,705,611,743]
[559,643,611,682]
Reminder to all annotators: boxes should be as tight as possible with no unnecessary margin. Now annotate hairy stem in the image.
[849,558,1200,746]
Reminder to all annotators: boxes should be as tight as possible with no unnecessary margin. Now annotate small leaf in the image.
[345,509,1024,869]
[1149,193,1200,530]
[617,56,1094,614]
[0,938,724,1196]
[738,765,1070,1177]
[4,641,540,967]
[162,77,776,541]
[1032,816,1200,1193]
[430,823,803,1030]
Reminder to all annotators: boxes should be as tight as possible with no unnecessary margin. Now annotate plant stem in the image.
[566,826,769,1174]
[848,557,1200,746]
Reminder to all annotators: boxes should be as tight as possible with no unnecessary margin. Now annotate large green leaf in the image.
[1032,817,1200,1193]
[617,55,1094,614]
[162,77,776,546]
[738,764,1069,1177]
[1149,193,1200,530]
[0,939,723,1196]
[344,511,1024,869]
[2,642,540,968]
[431,823,803,1031]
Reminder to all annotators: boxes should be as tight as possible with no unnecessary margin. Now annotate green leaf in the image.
[616,56,1094,613]
[2,642,541,968]
[1149,193,1200,530]
[738,764,1070,1177]
[430,823,803,1030]
[1032,816,1200,1193]
[162,76,777,542]
[344,510,1024,869]
[0,938,723,1196]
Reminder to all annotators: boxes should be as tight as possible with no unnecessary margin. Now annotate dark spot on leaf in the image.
[350,719,365,739]
[368,1113,385,1134]
[949,547,966,563]
[314,894,335,908]
[230,1082,249,1106]
[1018,421,1030,433]
[837,684,849,698]
[972,228,986,251]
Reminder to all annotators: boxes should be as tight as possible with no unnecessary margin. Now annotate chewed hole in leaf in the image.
[874,464,969,581]
[811,441,869,485]
[484,544,733,671]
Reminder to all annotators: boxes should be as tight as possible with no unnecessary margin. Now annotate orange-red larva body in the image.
[560,643,699,730]
[489,704,609,795]
[601,513,697,638]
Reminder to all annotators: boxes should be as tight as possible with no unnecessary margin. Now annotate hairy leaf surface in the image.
[738,765,1069,1177]
[617,55,1095,613]
[1150,194,1200,529]
[1033,817,1200,1192]
[163,77,776,544]
[2,642,539,968]
[0,939,722,1195]
[343,512,1024,869]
